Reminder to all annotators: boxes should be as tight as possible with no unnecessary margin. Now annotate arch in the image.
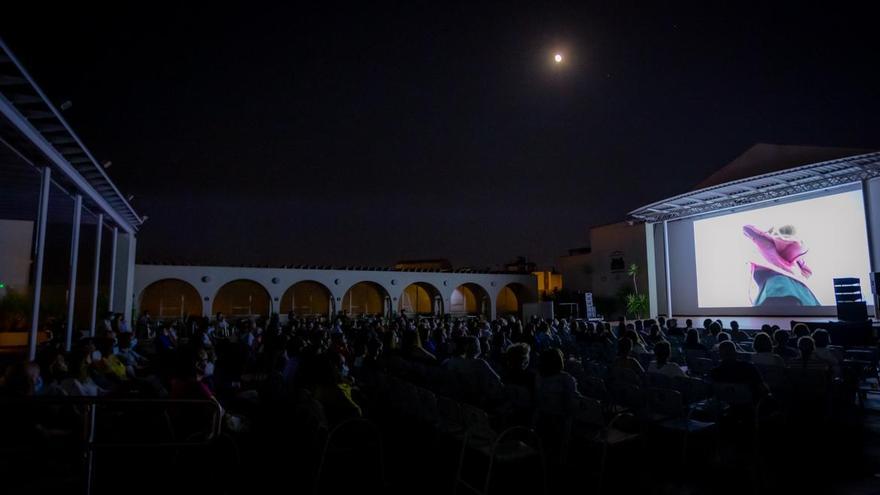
[139,279,203,320]
[399,282,443,316]
[342,281,390,317]
[212,279,271,319]
[280,280,334,317]
[450,283,491,317]
[496,282,532,317]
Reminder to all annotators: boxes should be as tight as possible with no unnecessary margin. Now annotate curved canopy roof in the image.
[629,143,880,223]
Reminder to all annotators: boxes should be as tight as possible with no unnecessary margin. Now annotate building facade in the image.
[135,264,538,321]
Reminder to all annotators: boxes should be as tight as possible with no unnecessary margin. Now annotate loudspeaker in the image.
[838,301,868,322]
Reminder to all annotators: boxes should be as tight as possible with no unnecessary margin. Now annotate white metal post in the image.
[28,166,51,360]
[107,227,118,313]
[862,179,878,318]
[89,214,103,336]
[663,220,673,318]
[65,194,82,351]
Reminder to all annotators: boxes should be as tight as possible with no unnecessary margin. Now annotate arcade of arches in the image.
[342,282,389,316]
[496,283,529,317]
[450,283,490,317]
[399,282,442,315]
[139,279,203,319]
[279,281,333,317]
[212,279,271,318]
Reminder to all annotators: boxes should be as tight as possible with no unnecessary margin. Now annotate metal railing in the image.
[0,396,223,495]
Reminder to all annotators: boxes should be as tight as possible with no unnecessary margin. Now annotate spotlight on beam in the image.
[60,100,73,111]
[102,160,112,169]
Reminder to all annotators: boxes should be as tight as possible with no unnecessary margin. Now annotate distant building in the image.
[558,222,651,304]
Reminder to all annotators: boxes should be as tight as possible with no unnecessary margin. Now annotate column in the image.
[28,167,51,360]
[65,195,82,351]
[89,214,103,336]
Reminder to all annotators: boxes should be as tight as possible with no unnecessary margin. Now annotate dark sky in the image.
[3,2,879,268]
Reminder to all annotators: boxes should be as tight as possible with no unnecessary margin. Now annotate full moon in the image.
[554,53,563,63]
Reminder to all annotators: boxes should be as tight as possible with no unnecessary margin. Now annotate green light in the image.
[0,283,5,289]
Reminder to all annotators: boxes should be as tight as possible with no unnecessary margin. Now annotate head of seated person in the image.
[653,340,672,366]
[505,342,531,372]
[539,348,565,377]
[716,332,731,344]
[709,321,723,337]
[685,328,701,347]
[753,332,773,354]
[797,336,816,361]
[718,341,738,363]
[812,329,830,349]
[792,323,811,340]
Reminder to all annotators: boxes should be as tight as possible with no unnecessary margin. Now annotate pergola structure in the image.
[0,38,143,358]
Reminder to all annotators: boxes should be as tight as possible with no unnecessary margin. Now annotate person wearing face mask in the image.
[170,347,225,438]
[61,350,105,397]
[313,352,362,425]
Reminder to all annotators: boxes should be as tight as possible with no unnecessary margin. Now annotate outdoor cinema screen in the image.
[692,189,871,309]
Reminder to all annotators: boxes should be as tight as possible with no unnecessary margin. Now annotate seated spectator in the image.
[501,343,537,392]
[710,341,769,400]
[646,324,666,346]
[791,336,829,372]
[703,321,723,349]
[443,336,502,403]
[93,337,128,384]
[729,320,748,342]
[752,332,785,368]
[683,328,707,351]
[624,330,649,355]
[811,329,841,377]
[666,318,684,337]
[61,349,106,397]
[792,323,811,341]
[170,347,225,437]
[612,337,645,375]
[712,332,741,352]
[115,333,147,377]
[401,329,436,363]
[535,348,581,417]
[313,353,362,425]
[773,329,800,361]
[647,341,686,378]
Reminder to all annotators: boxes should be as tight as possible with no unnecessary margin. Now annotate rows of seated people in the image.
[0,312,871,493]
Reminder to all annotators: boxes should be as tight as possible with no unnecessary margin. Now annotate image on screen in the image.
[693,189,871,309]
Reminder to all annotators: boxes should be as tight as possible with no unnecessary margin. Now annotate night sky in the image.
[2,2,879,268]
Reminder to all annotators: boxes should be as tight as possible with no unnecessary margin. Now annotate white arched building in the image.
[135,264,538,320]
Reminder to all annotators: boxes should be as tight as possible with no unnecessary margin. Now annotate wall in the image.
[134,264,538,320]
[588,222,649,301]
[557,251,593,293]
[0,219,34,297]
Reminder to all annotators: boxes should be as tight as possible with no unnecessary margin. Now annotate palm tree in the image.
[628,263,639,295]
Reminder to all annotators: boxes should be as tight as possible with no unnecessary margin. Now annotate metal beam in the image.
[663,220,673,318]
[28,166,51,360]
[0,93,136,234]
[65,195,82,351]
[89,214,103,336]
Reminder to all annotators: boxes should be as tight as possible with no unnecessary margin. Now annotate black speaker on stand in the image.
[834,277,868,322]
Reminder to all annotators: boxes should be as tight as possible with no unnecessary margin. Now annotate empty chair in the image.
[313,418,385,495]
[569,396,640,494]
[454,404,546,495]
[646,388,715,464]
[610,367,642,388]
